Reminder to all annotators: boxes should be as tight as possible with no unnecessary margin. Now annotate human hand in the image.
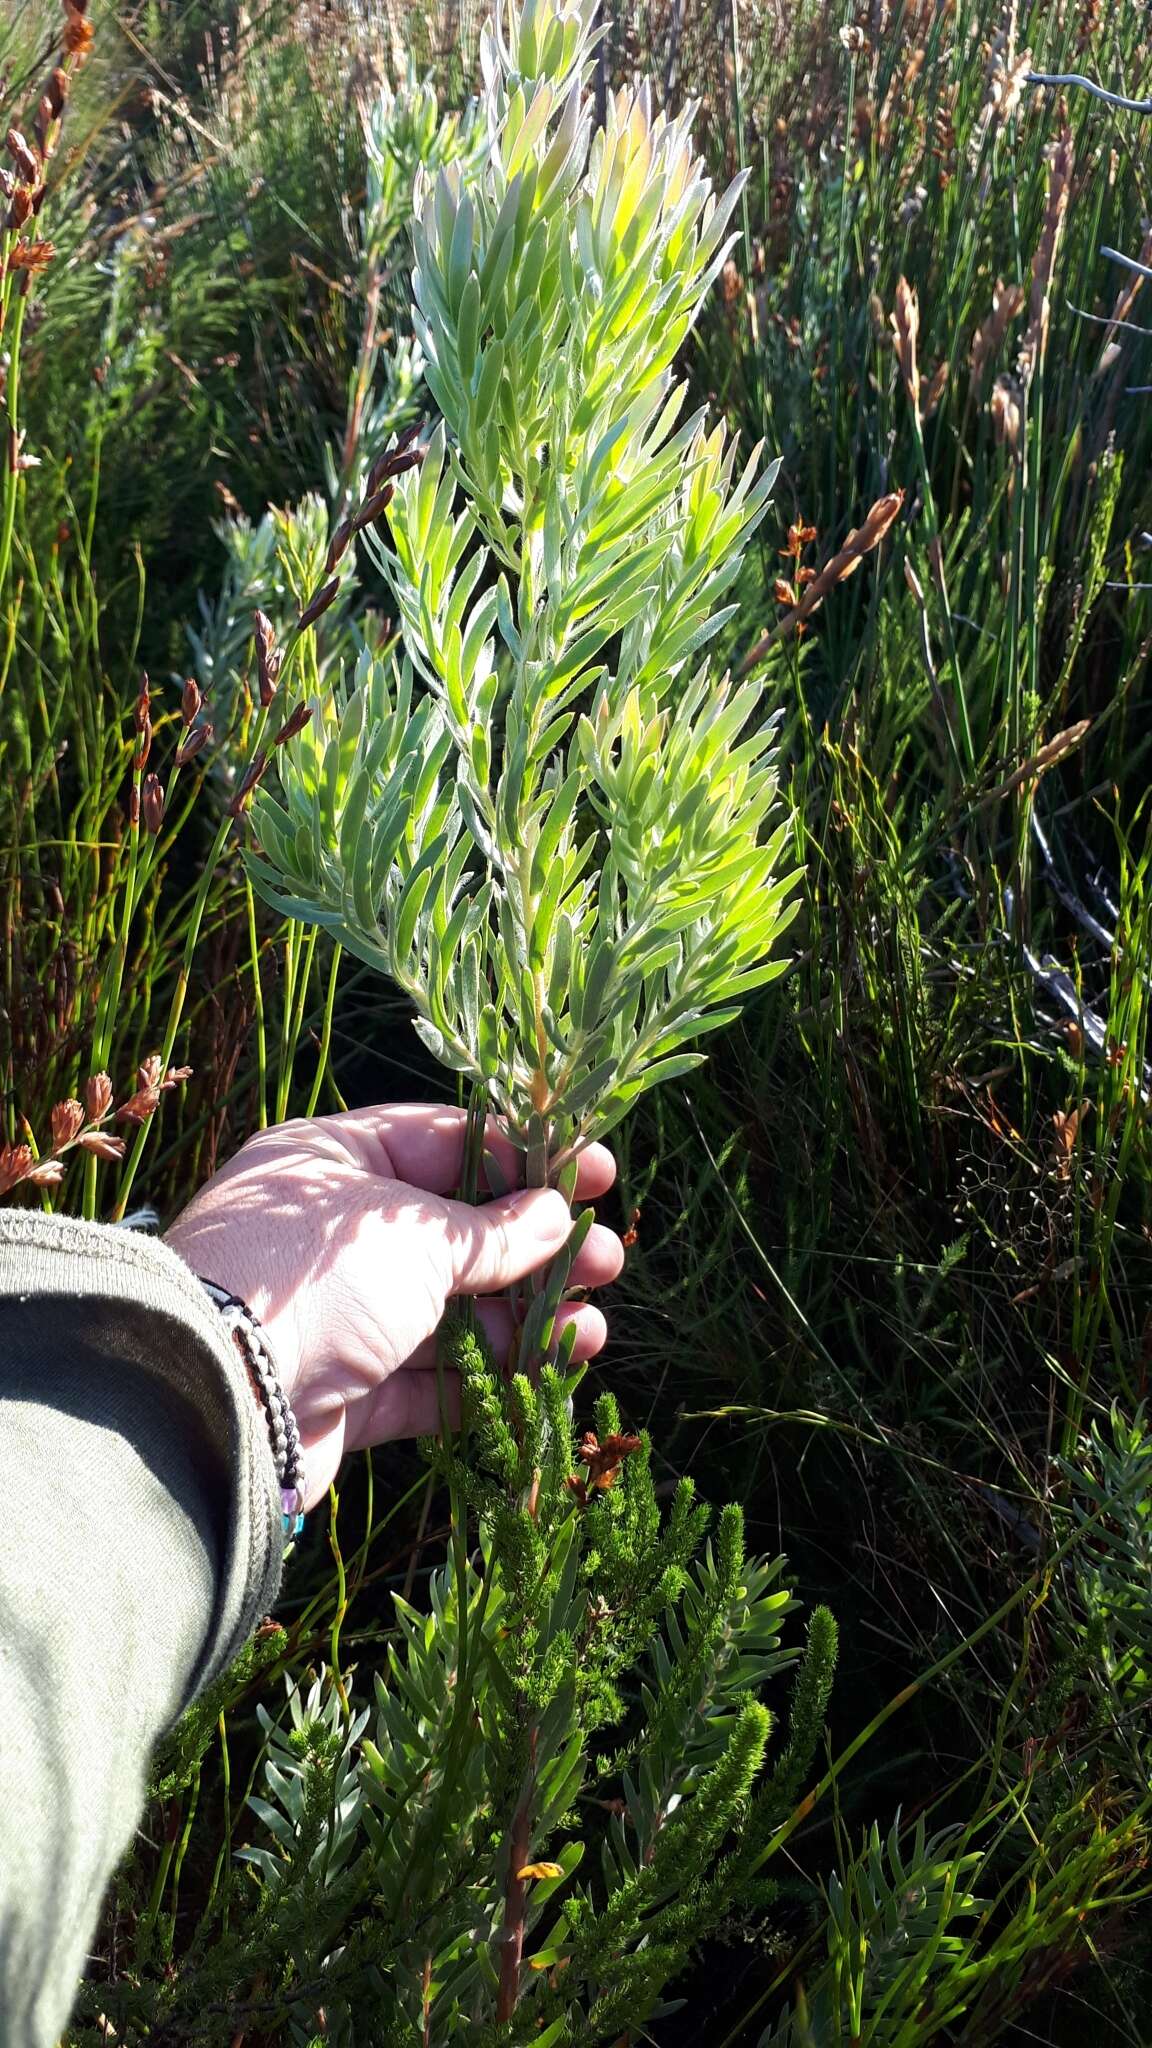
[164,1104,622,1508]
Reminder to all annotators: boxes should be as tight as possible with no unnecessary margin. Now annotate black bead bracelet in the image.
[200,1278,305,1537]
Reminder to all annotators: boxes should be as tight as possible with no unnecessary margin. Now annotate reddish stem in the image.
[495,1732,537,2022]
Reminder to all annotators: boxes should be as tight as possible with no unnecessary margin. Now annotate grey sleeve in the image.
[0,1211,284,2048]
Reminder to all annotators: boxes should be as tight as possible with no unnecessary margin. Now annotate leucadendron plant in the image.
[242,2,833,2040]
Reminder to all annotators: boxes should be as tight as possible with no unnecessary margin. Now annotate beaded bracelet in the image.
[200,1278,306,1538]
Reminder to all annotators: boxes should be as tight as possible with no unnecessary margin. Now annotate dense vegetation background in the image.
[3,0,1152,2039]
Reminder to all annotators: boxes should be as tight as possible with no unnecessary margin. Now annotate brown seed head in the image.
[116,1088,161,1125]
[85,1071,113,1122]
[63,3,95,57]
[76,1129,125,1161]
[922,359,949,420]
[739,490,905,672]
[84,1073,113,1122]
[891,275,921,414]
[0,1142,35,1196]
[350,483,394,534]
[50,1098,85,1149]
[325,519,353,574]
[576,1429,643,1493]
[141,773,165,835]
[174,721,213,768]
[6,187,33,232]
[971,276,1026,384]
[781,519,818,559]
[134,673,151,732]
[228,749,269,816]
[115,1053,166,1125]
[365,427,424,496]
[274,702,313,747]
[253,609,281,705]
[1019,130,1073,385]
[990,372,1023,456]
[5,129,38,182]
[298,578,340,631]
[27,1158,65,1187]
[181,677,202,726]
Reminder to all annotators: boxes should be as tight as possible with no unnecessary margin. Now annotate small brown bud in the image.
[181,677,202,726]
[839,23,866,52]
[46,69,69,118]
[135,714,152,771]
[298,578,340,631]
[76,1130,126,1161]
[350,483,395,534]
[63,4,95,57]
[27,1158,65,1187]
[137,1054,164,1093]
[10,427,40,471]
[163,1064,193,1089]
[134,674,151,733]
[174,721,213,768]
[325,519,353,574]
[50,1098,85,1149]
[7,238,52,275]
[922,359,949,420]
[85,1071,113,1122]
[253,610,280,705]
[6,129,38,182]
[259,651,284,707]
[228,750,269,815]
[274,702,313,747]
[0,1142,34,1195]
[6,186,32,233]
[116,1089,161,1125]
[366,424,424,496]
[141,773,165,834]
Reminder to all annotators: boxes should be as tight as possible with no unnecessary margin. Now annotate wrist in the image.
[164,1226,308,1535]
[164,1216,304,1396]
[199,1280,307,1537]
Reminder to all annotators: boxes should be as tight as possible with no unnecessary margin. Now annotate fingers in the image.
[346,1289,609,1457]
[480,1298,609,1363]
[569,1220,626,1290]
[309,1102,616,1202]
[444,1185,572,1293]
[407,1295,609,1374]
[294,1399,347,1511]
[566,1142,616,1201]
[354,1367,462,1449]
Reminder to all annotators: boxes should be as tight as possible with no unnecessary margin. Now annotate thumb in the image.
[445,1186,572,1295]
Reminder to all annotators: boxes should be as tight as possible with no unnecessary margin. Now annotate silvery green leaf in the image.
[248,0,798,1157]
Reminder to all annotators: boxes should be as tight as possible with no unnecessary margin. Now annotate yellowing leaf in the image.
[517,1861,564,1881]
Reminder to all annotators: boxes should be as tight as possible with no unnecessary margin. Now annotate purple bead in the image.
[281,1486,303,1518]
